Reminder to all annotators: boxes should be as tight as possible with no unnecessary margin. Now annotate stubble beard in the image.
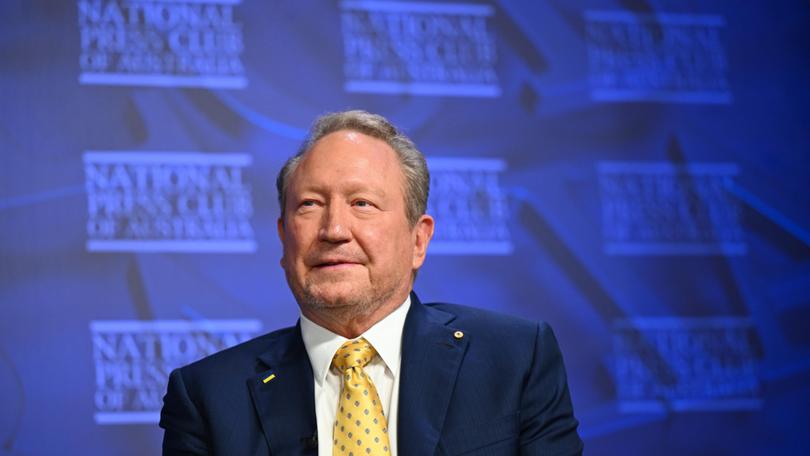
[288,270,405,327]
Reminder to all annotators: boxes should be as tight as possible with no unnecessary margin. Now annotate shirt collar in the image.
[300,295,411,386]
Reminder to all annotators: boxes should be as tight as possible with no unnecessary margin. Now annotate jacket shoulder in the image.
[177,324,297,379]
[423,302,548,364]
[426,301,541,334]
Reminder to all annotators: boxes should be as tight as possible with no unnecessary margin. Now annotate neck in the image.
[301,291,409,338]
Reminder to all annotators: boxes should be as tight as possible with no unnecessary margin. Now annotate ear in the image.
[411,214,434,270]
[277,216,285,240]
[277,217,286,268]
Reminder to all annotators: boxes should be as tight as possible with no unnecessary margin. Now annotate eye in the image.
[352,199,378,209]
[297,199,320,210]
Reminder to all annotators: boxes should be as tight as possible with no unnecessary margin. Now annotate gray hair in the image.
[276,110,429,226]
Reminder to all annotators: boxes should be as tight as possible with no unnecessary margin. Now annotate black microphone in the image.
[301,432,318,450]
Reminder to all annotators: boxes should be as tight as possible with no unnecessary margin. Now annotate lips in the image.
[311,258,362,269]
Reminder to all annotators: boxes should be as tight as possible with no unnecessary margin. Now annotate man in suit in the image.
[160,110,583,455]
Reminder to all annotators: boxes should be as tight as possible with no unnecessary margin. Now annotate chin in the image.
[300,283,372,311]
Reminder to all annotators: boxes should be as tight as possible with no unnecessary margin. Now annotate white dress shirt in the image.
[300,296,410,456]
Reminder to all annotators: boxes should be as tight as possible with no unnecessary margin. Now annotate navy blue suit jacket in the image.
[160,294,583,455]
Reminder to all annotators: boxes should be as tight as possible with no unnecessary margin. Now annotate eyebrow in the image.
[296,180,388,199]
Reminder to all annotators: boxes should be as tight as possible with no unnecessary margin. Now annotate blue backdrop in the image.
[2,0,809,454]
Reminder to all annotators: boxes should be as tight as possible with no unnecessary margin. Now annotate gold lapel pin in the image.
[262,373,276,384]
[453,330,464,340]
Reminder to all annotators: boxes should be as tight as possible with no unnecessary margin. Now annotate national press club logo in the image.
[612,317,761,412]
[427,157,512,255]
[91,319,262,424]
[83,151,256,253]
[341,1,500,97]
[598,162,744,256]
[78,0,246,88]
[585,11,730,104]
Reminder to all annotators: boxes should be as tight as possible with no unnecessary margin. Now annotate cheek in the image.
[361,226,412,263]
[281,236,306,270]
[285,222,316,255]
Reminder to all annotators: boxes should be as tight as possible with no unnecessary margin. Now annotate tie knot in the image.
[331,337,377,372]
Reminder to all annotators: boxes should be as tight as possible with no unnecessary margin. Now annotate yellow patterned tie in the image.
[331,338,390,455]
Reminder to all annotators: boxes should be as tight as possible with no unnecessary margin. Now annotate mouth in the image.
[312,260,361,270]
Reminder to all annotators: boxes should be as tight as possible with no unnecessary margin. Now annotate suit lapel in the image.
[398,293,469,455]
[247,324,318,455]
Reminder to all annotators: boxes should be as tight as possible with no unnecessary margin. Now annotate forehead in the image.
[291,130,405,191]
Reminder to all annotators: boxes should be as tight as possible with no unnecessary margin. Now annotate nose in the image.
[318,202,352,244]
